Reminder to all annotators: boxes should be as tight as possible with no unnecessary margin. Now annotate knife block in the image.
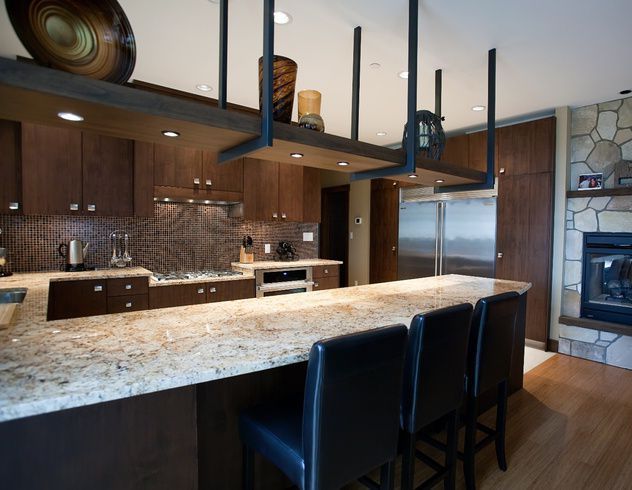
[240,246,254,264]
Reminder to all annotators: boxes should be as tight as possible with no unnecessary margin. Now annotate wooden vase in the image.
[258,55,298,123]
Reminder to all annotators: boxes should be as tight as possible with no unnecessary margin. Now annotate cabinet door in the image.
[0,120,21,214]
[302,166,321,223]
[82,132,134,216]
[440,134,469,168]
[468,130,489,173]
[149,284,206,309]
[243,158,279,221]
[47,279,108,320]
[228,279,256,300]
[496,118,555,176]
[22,123,82,215]
[278,163,304,221]
[202,152,243,193]
[154,144,203,189]
[370,179,399,283]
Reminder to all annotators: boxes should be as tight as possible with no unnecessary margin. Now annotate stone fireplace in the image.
[558,97,632,369]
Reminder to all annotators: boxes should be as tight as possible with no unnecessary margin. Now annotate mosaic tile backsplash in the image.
[0,203,319,273]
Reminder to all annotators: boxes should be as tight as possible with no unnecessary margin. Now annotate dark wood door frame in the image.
[320,185,349,287]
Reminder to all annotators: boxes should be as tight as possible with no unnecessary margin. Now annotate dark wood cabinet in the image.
[207,279,255,302]
[202,152,243,193]
[149,279,255,309]
[468,130,490,173]
[107,294,149,314]
[370,179,400,283]
[243,158,321,222]
[107,277,149,297]
[0,120,21,214]
[22,123,83,216]
[47,279,108,320]
[82,133,134,216]
[153,144,203,189]
[496,117,556,176]
[313,276,339,291]
[441,134,469,168]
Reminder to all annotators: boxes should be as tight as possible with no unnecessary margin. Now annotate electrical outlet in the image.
[354,280,358,286]
[264,243,271,254]
[303,232,314,242]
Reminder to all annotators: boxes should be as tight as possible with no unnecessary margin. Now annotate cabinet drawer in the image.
[107,277,149,297]
[47,279,108,320]
[107,294,149,314]
[312,265,339,279]
[149,284,207,309]
[312,276,339,291]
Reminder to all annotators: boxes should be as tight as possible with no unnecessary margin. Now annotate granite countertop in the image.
[0,274,529,423]
[231,259,343,271]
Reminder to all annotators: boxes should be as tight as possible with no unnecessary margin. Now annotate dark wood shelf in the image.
[566,188,632,198]
[0,57,485,185]
[559,315,631,336]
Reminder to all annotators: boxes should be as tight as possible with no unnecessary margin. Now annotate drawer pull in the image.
[324,269,329,274]
[497,252,504,259]
[87,204,96,212]
[197,288,205,294]
[272,212,278,219]
[125,302,132,308]
[9,202,19,210]
[193,177,201,185]
[94,285,103,292]
[209,287,217,293]
[69,203,79,211]
[281,213,287,219]
[205,179,212,187]
[314,282,319,288]
[499,167,506,174]
[125,284,132,290]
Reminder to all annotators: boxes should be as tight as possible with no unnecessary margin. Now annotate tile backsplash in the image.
[0,203,319,273]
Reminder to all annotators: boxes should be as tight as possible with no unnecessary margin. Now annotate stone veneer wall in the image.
[559,97,632,369]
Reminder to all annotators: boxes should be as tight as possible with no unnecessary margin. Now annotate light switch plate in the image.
[303,232,314,242]
[264,243,271,253]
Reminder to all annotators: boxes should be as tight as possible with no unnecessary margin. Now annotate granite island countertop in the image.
[0,274,530,423]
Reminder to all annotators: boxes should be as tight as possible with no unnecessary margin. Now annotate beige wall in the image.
[320,170,372,286]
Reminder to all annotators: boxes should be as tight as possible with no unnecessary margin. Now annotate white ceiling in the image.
[1,0,631,146]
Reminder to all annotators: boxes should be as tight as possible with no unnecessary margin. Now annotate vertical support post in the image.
[405,0,419,170]
[434,69,442,119]
[486,48,496,187]
[261,0,275,147]
[351,26,362,141]
[218,0,228,109]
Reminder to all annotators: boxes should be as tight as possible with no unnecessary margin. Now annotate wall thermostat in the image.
[354,217,362,225]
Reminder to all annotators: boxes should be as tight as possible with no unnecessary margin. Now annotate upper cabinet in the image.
[203,152,243,193]
[19,122,153,217]
[154,144,203,189]
[496,117,556,176]
[243,158,320,222]
[0,120,21,214]
[440,134,469,168]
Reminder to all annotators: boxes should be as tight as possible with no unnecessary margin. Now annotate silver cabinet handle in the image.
[497,252,504,258]
[205,179,212,187]
[94,285,103,292]
[499,167,505,174]
[392,246,397,252]
[314,282,319,288]
[281,213,287,219]
[272,212,278,219]
[125,302,132,308]
[9,202,19,210]
[324,269,329,274]
[87,204,96,212]
[193,177,201,185]
[197,287,205,294]
[209,287,217,293]
[125,284,132,290]
[70,203,79,211]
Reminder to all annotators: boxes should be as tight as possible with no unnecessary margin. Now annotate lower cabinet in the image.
[312,265,340,291]
[149,279,256,309]
[47,279,108,320]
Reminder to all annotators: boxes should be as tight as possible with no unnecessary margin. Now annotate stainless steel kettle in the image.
[59,240,89,271]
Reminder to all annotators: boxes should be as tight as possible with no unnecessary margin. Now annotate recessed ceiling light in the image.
[274,11,292,24]
[57,112,84,122]
[196,84,213,92]
[337,161,350,167]
[376,131,388,137]
[472,105,486,112]
[290,152,303,158]
[435,179,445,183]
[621,89,632,95]
[408,173,418,179]
[161,130,180,137]
[398,71,409,79]
[369,62,381,69]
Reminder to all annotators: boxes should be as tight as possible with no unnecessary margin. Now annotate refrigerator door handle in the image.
[439,202,445,276]
[434,203,441,276]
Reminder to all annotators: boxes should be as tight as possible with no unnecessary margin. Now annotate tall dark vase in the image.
[258,55,298,123]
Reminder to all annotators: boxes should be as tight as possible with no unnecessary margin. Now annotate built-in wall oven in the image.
[255,267,313,298]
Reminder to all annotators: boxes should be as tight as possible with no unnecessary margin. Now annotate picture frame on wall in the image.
[578,172,603,190]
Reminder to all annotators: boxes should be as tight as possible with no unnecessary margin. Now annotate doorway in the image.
[320,185,349,287]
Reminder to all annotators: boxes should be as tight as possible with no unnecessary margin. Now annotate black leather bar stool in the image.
[463,291,520,490]
[239,324,408,490]
[399,303,473,490]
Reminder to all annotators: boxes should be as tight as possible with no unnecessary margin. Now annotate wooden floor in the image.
[348,354,632,489]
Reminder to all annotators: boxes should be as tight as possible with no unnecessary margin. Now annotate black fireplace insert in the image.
[581,232,632,326]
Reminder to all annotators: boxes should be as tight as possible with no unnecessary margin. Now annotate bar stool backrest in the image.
[401,303,473,434]
[468,292,521,397]
[302,324,408,490]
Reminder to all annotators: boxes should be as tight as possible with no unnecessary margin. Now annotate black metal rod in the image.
[261,0,274,147]
[486,48,496,187]
[218,0,228,109]
[351,26,361,141]
[435,69,442,118]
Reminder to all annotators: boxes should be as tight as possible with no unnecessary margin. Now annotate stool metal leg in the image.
[463,397,478,490]
[400,432,416,490]
[444,409,458,490]
[495,380,509,471]
[243,444,254,490]
[379,460,395,490]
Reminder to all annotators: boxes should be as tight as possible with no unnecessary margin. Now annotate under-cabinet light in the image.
[290,152,304,158]
[57,112,84,122]
[337,161,350,167]
[435,179,445,183]
[408,174,418,179]
[161,130,180,137]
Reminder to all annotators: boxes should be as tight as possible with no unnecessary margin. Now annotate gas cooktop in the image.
[152,270,243,282]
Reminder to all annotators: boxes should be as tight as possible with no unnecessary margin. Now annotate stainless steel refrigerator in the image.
[398,197,497,280]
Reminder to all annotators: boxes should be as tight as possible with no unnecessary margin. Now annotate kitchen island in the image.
[0,274,530,489]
